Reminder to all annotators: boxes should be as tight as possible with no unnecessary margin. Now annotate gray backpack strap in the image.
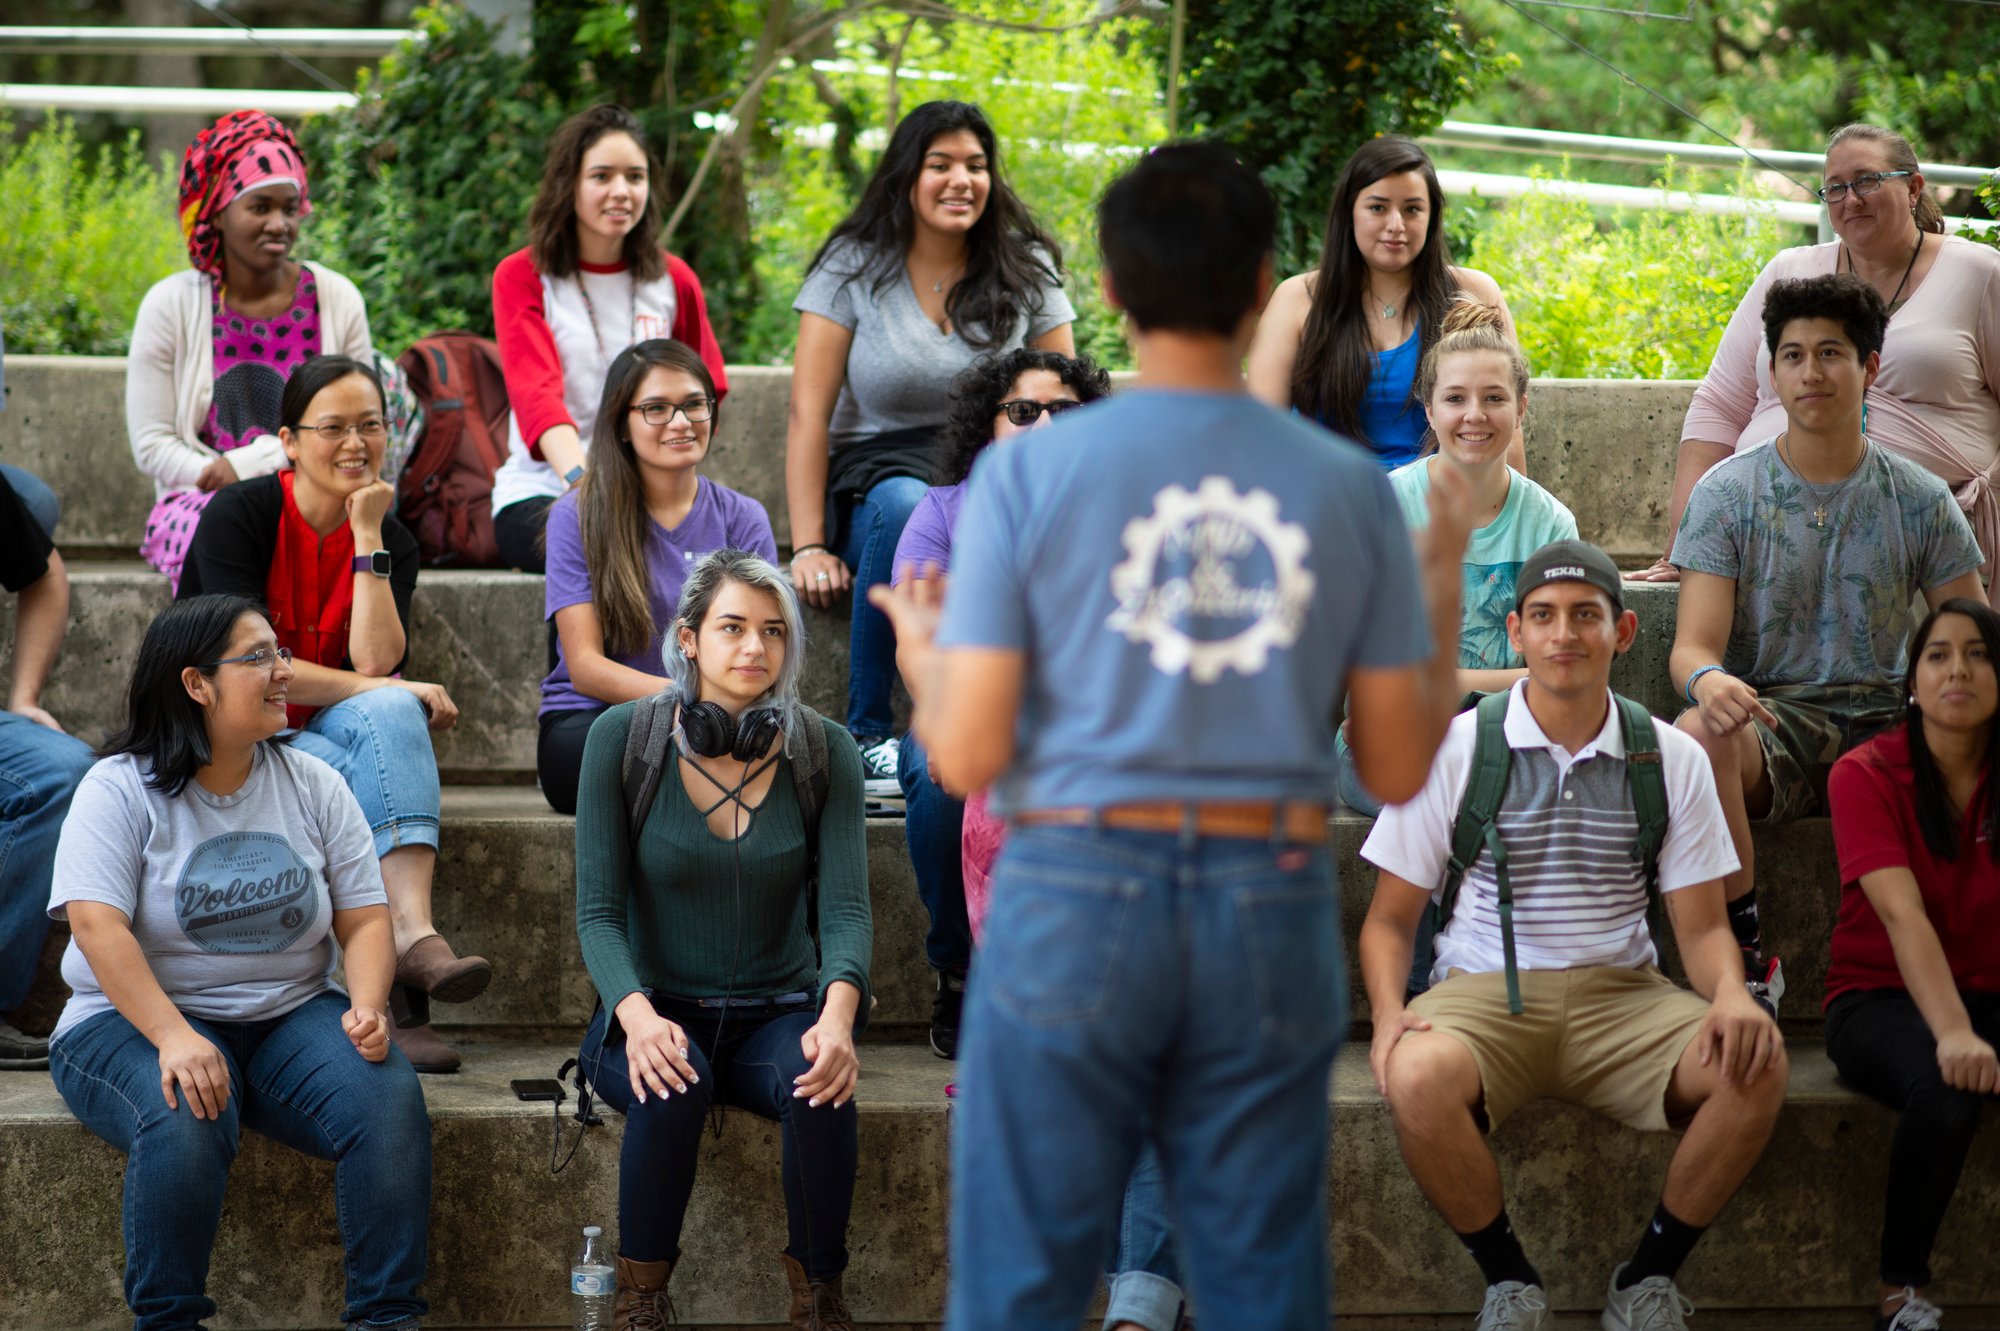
[622,692,678,845]
[785,705,832,847]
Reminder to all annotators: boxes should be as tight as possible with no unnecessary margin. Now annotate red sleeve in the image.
[666,252,729,403]
[492,248,575,460]
[1828,749,1914,883]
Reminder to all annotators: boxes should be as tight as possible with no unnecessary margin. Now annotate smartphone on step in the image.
[511,1078,565,1103]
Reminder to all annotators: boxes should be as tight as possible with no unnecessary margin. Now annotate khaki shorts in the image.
[1407,965,1710,1134]
[1748,683,1900,824]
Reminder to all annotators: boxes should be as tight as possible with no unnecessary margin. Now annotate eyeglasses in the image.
[629,398,715,426]
[303,420,389,443]
[1815,170,1912,205]
[201,646,294,672]
[996,398,1084,427]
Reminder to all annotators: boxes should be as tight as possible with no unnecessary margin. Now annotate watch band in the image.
[564,464,586,486]
[353,549,392,578]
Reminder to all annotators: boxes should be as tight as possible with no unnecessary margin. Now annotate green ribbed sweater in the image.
[574,704,873,1029]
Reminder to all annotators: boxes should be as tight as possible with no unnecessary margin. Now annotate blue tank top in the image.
[1354,324,1424,468]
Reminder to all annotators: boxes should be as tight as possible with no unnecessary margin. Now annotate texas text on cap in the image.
[1514,538,1624,613]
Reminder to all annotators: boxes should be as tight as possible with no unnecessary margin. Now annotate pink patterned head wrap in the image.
[177,110,313,277]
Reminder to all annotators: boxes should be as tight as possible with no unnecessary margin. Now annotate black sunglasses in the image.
[996,398,1084,427]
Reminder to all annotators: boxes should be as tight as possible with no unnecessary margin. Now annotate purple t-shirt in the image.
[539,478,778,714]
[891,483,968,586]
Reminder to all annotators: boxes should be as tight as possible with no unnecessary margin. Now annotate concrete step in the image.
[1,1040,1992,1329]
[0,356,1696,564]
[0,564,1683,775]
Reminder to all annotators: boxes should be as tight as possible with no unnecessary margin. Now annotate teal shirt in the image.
[574,704,873,1029]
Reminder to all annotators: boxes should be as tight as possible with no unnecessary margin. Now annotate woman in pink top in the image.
[1634,124,2000,592]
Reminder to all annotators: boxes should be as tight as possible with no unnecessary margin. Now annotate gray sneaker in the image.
[1601,1264,1694,1331]
[1880,1288,1944,1331]
[1476,1281,1551,1331]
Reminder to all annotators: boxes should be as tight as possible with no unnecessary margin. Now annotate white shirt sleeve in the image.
[1358,712,1478,894]
[1651,720,1742,892]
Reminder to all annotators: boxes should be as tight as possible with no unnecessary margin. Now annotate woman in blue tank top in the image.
[1249,137,1526,471]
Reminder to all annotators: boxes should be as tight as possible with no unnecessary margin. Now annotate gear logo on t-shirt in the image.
[1107,476,1315,683]
[175,832,319,955]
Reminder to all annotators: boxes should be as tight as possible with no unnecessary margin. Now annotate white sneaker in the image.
[1601,1264,1694,1331]
[1475,1281,1551,1331]
[857,734,901,798]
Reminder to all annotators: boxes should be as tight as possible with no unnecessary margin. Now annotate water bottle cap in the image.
[582,1225,603,1236]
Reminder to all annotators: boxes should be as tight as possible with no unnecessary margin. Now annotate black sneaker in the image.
[0,1019,51,1071]
[856,735,901,800]
[930,971,966,1060]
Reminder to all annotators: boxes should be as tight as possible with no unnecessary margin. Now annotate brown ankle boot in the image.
[780,1252,854,1330]
[614,1254,675,1329]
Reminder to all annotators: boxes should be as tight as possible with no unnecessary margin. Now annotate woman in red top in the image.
[1826,596,2000,1331]
[180,355,491,1073]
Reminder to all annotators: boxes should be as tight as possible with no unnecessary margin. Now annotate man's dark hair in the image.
[935,348,1112,485]
[1762,273,1888,362]
[1098,141,1275,336]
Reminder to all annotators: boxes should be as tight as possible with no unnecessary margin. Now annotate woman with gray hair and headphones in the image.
[571,549,872,1331]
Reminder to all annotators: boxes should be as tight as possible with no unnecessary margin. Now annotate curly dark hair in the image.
[1761,273,1888,362]
[935,348,1112,485]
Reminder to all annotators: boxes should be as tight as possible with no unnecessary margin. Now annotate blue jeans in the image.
[948,825,1346,1331]
[0,710,94,1009]
[0,463,61,538]
[291,688,440,858]
[580,995,859,1280]
[835,475,927,739]
[898,729,969,976]
[49,992,432,1331]
[1105,1140,1185,1331]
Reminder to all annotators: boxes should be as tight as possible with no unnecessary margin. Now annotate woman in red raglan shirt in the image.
[491,104,728,573]
[1826,596,2000,1331]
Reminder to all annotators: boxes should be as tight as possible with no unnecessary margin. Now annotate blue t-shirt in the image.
[939,389,1430,813]
[1357,325,1424,468]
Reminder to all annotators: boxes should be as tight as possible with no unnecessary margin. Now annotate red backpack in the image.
[396,333,512,567]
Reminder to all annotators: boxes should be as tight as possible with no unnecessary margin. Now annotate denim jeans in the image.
[835,475,928,739]
[1104,1140,1186,1331]
[580,995,859,1280]
[948,825,1346,1331]
[897,729,970,976]
[0,463,61,538]
[291,687,441,858]
[49,991,432,1331]
[0,710,95,1009]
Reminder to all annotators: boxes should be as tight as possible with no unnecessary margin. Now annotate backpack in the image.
[1434,690,1669,1015]
[395,332,511,567]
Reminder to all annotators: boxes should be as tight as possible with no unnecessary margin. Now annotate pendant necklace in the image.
[1367,287,1399,319]
[1779,430,1866,529]
[576,272,638,359]
[1843,230,1923,318]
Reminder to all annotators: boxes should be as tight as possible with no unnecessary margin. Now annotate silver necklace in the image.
[1778,431,1867,529]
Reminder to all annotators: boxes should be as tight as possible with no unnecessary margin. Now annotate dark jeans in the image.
[494,494,556,574]
[898,729,969,976]
[834,475,927,739]
[538,706,608,815]
[49,992,432,1331]
[579,994,858,1280]
[0,711,94,1009]
[1826,987,2000,1287]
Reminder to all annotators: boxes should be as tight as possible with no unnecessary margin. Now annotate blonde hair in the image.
[1826,123,1944,235]
[1412,295,1530,405]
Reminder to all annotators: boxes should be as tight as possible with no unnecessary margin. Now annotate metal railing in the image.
[0,83,355,114]
[0,26,406,58]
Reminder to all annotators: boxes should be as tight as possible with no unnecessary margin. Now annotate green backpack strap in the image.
[1438,691,1524,1013]
[1615,693,1670,921]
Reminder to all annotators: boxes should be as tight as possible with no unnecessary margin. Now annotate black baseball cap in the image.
[1514,539,1625,613]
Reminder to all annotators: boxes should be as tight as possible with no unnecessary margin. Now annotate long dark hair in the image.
[935,349,1111,485]
[804,100,1062,352]
[528,104,667,282]
[1292,136,1460,442]
[577,339,721,658]
[101,594,291,797]
[1904,597,2000,863]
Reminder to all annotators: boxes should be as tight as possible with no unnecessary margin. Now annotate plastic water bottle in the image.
[572,1225,614,1331]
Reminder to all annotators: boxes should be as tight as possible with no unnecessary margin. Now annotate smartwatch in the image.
[352,549,392,579]
[564,464,586,486]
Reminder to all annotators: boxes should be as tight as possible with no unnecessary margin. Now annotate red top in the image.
[265,471,357,729]
[1825,726,2000,1005]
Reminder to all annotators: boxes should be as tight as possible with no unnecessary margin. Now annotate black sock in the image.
[1726,891,1761,966]
[1456,1209,1541,1289]
[1620,1202,1707,1287]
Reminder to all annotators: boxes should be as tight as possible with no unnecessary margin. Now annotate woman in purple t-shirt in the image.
[538,339,777,813]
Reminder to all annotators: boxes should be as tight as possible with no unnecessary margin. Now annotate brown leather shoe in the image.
[614,1254,675,1329]
[387,1016,460,1073]
[780,1252,854,1331]
[394,934,492,1003]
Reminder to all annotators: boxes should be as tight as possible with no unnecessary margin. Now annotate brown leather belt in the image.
[1015,800,1331,845]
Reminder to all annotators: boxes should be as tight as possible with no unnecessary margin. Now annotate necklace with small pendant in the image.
[1779,430,1867,529]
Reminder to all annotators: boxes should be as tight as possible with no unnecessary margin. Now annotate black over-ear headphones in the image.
[680,701,783,762]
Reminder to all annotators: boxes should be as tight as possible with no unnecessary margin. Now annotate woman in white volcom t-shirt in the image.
[47,593,433,1331]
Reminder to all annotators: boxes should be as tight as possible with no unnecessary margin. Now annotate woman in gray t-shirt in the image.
[47,594,432,1331]
[787,100,1075,784]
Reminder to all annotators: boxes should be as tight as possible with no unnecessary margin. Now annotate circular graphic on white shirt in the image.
[175,832,319,954]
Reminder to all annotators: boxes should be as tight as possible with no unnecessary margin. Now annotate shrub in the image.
[0,114,183,356]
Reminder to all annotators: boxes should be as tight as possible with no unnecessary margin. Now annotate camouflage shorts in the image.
[1752,683,1902,823]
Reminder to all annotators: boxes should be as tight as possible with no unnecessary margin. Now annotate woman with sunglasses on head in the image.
[1248,136,1525,472]
[47,592,433,1331]
[127,110,373,591]
[1825,597,2000,1331]
[492,105,729,573]
[178,354,488,1073]
[573,549,870,1329]
[537,339,776,815]
[1633,123,2000,587]
[787,100,1075,796]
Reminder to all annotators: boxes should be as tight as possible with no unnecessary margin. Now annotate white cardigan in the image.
[124,263,373,501]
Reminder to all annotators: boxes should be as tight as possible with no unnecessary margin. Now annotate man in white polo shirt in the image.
[1360,540,1788,1331]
